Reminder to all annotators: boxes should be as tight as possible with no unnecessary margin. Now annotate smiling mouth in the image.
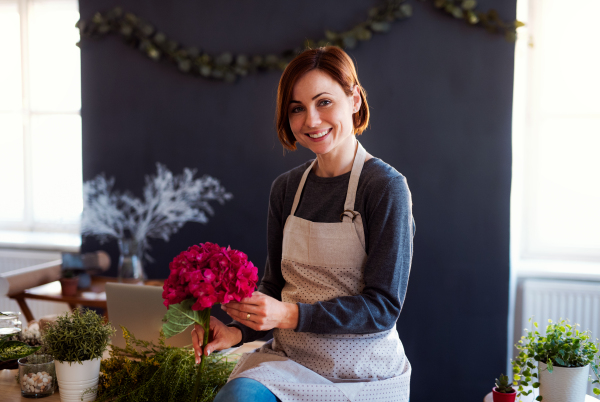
[305,128,331,139]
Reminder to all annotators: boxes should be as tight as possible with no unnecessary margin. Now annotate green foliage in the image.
[511,318,600,401]
[97,327,235,402]
[62,269,76,279]
[76,0,522,83]
[162,299,202,338]
[0,312,40,361]
[162,300,212,401]
[42,308,115,363]
[0,334,40,361]
[495,373,515,393]
[429,0,523,41]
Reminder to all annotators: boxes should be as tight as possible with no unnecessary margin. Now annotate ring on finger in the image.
[246,313,251,320]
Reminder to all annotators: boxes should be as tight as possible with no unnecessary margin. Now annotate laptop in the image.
[105,282,194,349]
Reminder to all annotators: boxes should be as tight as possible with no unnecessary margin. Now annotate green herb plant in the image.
[495,373,515,393]
[512,318,600,401]
[96,327,235,402]
[0,313,40,361]
[61,269,76,279]
[42,308,115,363]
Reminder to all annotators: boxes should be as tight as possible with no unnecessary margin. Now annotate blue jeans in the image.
[214,378,281,402]
[215,377,410,402]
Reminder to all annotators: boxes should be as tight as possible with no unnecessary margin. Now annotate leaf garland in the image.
[76,0,523,83]
[427,0,524,42]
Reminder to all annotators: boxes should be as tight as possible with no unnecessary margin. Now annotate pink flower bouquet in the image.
[161,242,258,398]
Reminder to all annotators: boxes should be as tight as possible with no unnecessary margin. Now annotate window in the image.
[0,0,82,234]
[511,0,600,270]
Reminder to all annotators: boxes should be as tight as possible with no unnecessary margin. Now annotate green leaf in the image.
[593,388,600,395]
[536,396,543,401]
[0,341,40,361]
[162,299,203,338]
[533,382,540,388]
[370,22,391,33]
[461,0,477,10]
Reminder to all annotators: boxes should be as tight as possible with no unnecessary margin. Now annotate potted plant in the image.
[0,312,40,370]
[512,318,600,402]
[493,373,516,402]
[42,308,115,402]
[59,269,79,297]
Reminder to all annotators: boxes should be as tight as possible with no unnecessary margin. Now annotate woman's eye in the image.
[319,99,331,106]
[291,106,303,113]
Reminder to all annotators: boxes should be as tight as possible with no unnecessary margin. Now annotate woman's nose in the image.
[305,107,321,128]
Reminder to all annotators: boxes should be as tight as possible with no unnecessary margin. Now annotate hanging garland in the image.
[76,0,523,83]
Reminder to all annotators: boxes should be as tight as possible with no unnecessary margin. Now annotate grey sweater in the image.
[229,157,415,343]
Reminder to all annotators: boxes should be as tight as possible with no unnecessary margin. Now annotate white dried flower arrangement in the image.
[81,163,232,262]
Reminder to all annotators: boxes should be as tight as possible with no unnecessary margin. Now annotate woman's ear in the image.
[352,85,362,113]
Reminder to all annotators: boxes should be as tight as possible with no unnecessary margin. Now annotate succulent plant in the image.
[495,373,515,393]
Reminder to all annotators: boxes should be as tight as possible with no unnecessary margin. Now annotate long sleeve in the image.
[294,175,414,334]
[228,159,415,342]
[227,173,291,344]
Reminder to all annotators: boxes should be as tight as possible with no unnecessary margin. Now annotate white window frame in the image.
[510,0,600,276]
[0,0,81,235]
[508,0,600,375]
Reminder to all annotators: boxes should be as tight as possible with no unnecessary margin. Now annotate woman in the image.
[192,46,414,402]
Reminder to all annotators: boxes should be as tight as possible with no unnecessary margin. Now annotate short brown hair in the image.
[275,46,370,151]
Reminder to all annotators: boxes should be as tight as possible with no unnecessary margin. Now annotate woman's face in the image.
[288,69,361,156]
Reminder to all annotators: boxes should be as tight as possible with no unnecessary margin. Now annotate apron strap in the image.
[290,140,367,225]
[290,159,317,217]
[341,141,367,217]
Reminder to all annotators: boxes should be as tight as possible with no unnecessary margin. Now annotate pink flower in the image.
[191,282,218,310]
[163,242,259,310]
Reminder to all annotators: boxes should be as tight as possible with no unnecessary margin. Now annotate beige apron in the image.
[229,142,411,402]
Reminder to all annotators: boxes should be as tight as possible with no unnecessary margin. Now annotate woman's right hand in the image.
[191,316,243,364]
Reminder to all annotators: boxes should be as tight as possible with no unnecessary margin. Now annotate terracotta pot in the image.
[492,387,516,402]
[60,277,79,297]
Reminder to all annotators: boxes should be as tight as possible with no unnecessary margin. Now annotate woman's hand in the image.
[221,291,299,332]
[191,316,242,364]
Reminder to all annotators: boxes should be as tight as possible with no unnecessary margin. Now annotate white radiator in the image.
[0,249,70,322]
[520,279,600,398]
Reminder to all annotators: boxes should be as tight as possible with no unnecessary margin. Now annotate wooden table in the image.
[9,277,163,322]
[484,391,597,401]
[0,341,264,401]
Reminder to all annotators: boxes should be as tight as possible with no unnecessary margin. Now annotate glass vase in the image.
[0,311,22,335]
[117,236,146,283]
[18,354,55,398]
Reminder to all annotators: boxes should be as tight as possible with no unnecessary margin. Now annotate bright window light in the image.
[0,0,82,233]
[513,0,600,264]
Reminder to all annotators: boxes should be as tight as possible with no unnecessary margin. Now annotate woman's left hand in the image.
[221,291,298,331]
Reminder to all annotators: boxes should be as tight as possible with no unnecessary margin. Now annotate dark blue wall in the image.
[79,0,514,400]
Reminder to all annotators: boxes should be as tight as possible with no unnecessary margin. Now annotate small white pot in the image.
[54,358,101,402]
[538,361,589,402]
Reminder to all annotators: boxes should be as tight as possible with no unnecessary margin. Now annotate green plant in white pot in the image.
[512,318,600,402]
[42,308,115,402]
